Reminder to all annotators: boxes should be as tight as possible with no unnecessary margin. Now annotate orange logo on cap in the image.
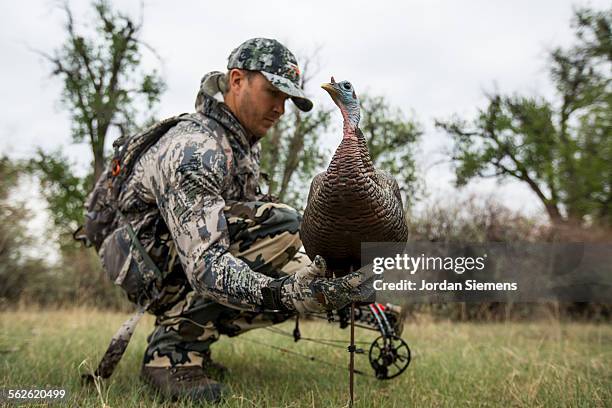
[289,63,301,78]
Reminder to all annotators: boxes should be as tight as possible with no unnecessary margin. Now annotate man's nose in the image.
[273,99,285,116]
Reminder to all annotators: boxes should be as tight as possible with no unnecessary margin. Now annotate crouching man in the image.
[93,38,371,403]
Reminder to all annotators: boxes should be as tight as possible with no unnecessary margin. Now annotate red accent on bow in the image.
[111,159,121,177]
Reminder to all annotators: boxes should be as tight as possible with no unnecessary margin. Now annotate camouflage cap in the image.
[227,38,313,112]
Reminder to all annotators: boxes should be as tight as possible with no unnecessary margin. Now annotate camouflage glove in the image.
[261,256,374,314]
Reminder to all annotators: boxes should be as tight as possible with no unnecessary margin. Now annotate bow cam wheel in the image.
[368,335,411,380]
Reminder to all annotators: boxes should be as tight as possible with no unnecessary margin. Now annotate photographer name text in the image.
[373,279,518,291]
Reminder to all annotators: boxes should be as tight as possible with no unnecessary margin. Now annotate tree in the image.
[359,94,422,208]
[260,108,331,208]
[30,0,165,237]
[27,149,92,243]
[0,157,28,294]
[37,0,165,183]
[436,7,611,226]
[0,156,48,306]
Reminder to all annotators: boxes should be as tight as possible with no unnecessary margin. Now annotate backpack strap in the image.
[117,209,164,283]
[179,113,206,129]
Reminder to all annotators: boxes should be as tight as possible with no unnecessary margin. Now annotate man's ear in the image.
[228,69,245,93]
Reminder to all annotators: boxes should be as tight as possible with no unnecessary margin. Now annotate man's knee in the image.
[225,201,303,275]
[227,201,301,243]
[259,202,301,234]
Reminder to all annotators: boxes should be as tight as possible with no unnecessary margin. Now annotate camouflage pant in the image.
[143,200,309,368]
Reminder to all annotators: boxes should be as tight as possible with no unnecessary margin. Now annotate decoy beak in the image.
[321,82,338,96]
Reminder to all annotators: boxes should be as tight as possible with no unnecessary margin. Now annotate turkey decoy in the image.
[301,77,409,278]
[300,77,411,407]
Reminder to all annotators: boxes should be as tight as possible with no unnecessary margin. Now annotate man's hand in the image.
[261,256,375,313]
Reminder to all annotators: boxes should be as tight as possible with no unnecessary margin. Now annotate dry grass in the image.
[1,308,611,407]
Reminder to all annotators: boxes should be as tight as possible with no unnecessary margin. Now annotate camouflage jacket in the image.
[100,94,274,311]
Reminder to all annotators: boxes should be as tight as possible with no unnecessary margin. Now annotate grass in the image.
[0,308,611,407]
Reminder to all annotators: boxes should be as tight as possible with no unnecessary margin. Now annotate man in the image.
[99,38,370,403]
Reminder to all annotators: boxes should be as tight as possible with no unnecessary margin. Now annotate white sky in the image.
[1,0,608,244]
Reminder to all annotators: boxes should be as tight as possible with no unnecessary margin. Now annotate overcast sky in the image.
[1,0,608,229]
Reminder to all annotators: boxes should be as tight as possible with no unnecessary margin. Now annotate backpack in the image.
[75,113,205,250]
[76,113,206,382]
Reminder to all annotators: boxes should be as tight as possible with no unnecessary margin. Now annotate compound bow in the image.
[238,302,411,406]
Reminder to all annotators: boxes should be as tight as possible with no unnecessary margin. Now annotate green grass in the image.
[1,308,611,407]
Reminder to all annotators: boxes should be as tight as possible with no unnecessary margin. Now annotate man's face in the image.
[229,70,288,139]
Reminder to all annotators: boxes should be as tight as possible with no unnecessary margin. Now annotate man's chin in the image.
[249,127,268,141]
[246,121,276,141]
[257,124,274,137]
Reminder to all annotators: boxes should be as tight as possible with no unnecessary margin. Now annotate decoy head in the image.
[321,77,360,130]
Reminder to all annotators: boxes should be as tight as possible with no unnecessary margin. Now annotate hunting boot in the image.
[201,350,228,380]
[141,365,226,403]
